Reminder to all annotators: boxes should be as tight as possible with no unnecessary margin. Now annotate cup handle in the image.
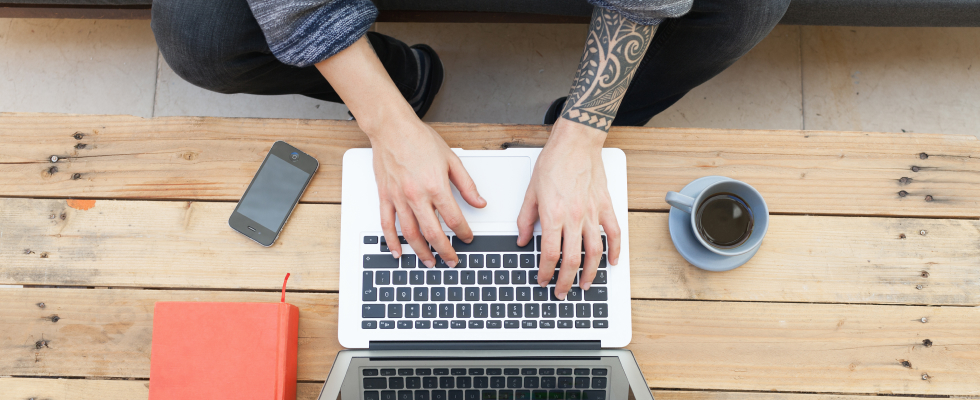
[665,191,696,214]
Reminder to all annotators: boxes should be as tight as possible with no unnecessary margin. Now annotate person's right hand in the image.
[369,118,487,267]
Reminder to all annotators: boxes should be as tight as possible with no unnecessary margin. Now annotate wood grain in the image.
[1,113,978,217]
[5,378,974,400]
[2,198,978,305]
[1,288,977,395]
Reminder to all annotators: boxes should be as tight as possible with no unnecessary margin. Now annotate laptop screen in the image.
[322,354,652,400]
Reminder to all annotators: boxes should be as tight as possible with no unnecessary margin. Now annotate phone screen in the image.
[237,155,311,231]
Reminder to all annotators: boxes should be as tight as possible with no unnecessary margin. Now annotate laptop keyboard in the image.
[361,367,609,400]
[360,235,610,330]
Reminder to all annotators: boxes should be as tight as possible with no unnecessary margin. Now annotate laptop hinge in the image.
[369,341,601,351]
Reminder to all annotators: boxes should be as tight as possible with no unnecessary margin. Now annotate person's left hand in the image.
[516,118,622,300]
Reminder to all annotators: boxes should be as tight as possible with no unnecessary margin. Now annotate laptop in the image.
[332,148,640,400]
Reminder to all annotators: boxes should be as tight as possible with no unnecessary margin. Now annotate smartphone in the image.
[229,141,318,246]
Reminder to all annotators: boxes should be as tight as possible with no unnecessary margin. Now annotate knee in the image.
[151,0,257,93]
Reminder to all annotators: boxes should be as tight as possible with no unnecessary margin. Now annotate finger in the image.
[537,221,562,288]
[448,155,486,209]
[397,204,435,268]
[412,202,457,268]
[554,225,582,300]
[434,191,473,244]
[516,190,539,247]
[599,206,622,265]
[579,224,603,291]
[380,200,402,258]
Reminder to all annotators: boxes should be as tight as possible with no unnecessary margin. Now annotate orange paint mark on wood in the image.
[66,199,96,210]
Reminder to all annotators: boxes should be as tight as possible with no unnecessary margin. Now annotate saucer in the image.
[668,176,761,272]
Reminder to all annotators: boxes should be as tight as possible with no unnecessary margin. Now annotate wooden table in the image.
[1,113,979,399]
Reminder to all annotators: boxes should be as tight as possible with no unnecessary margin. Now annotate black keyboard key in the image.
[364,369,380,376]
[441,376,455,388]
[364,271,377,301]
[474,376,489,388]
[416,369,432,376]
[434,320,449,329]
[535,236,541,251]
[435,254,455,269]
[592,320,608,329]
[575,320,590,329]
[449,390,464,400]
[597,255,606,269]
[402,255,417,269]
[533,287,549,301]
[363,304,385,318]
[542,304,557,318]
[491,304,505,318]
[486,368,502,376]
[591,369,606,376]
[365,236,379,244]
[377,271,391,285]
[516,390,531,400]
[410,271,425,285]
[525,303,540,318]
[556,369,572,376]
[469,320,485,329]
[415,320,430,329]
[499,390,514,400]
[469,254,484,268]
[507,377,523,388]
[365,377,388,389]
[380,236,408,245]
[363,320,378,329]
[393,271,408,285]
[398,368,414,376]
[440,304,454,318]
[445,270,459,285]
[582,391,605,400]
[366,391,380,400]
[524,376,539,388]
[414,288,429,302]
[482,390,497,399]
[592,270,606,285]
[522,320,537,329]
[487,320,502,328]
[457,376,472,388]
[365,254,399,269]
[505,320,520,329]
[494,270,509,284]
[557,320,573,329]
[478,271,493,285]
[516,287,531,301]
[592,304,607,318]
[591,378,606,389]
[452,368,468,376]
[583,287,606,301]
[522,368,537,376]
[482,287,497,301]
[574,377,589,389]
[576,304,591,318]
[398,287,412,302]
[406,304,421,318]
[566,288,583,301]
[557,377,573,388]
[449,287,463,301]
[500,287,514,301]
[512,271,527,285]
[461,271,476,285]
[504,254,519,268]
[380,320,396,329]
[466,287,481,301]
[432,287,447,302]
[427,270,442,285]
[541,377,557,389]
[574,369,590,376]
[451,320,466,329]
[466,390,480,400]
[451,235,533,253]
[475,303,489,318]
[508,304,523,318]
[416,390,430,400]
[547,391,563,400]
[539,320,555,329]
[381,243,391,252]
[520,254,535,268]
[457,304,472,318]
[407,377,422,388]
[390,377,405,389]
[397,320,412,329]
[435,369,450,376]
[432,391,447,400]
[564,391,579,400]
[396,390,410,400]
[487,255,501,268]
[559,304,574,318]
[382,369,398,376]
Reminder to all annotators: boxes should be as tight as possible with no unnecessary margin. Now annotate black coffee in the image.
[695,193,753,249]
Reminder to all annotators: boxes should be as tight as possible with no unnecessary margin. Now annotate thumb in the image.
[448,156,486,208]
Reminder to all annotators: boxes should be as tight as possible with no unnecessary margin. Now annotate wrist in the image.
[550,118,607,150]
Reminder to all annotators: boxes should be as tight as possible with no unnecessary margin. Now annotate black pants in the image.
[152,0,790,126]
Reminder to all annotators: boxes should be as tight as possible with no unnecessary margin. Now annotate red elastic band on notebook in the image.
[281,273,290,303]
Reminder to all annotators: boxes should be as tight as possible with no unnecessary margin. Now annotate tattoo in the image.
[561,8,656,131]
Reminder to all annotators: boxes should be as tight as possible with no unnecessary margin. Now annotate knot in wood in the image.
[900,360,912,368]
[916,284,923,290]
[73,132,85,140]
[922,339,933,347]
[920,270,929,278]
[911,166,920,172]
[919,152,928,159]
[72,173,81,180]
[898,190,908,197]
[899,177,912,185]
[924,195,934,202]
[36,302,45,308]
[898,233,906,239]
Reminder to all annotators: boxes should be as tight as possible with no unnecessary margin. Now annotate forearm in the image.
[560,7,657,136]
[314,35,416,141]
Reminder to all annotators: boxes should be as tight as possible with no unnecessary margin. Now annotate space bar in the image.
[451,235,533,253]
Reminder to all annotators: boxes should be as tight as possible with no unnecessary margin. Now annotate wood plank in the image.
[1,288,977,395]
[1,113,978,218]
[5,379,975,400]
[2,198,978,305]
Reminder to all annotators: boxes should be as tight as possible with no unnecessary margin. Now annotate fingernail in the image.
[538,280,548,288]
[423,259,435,268]
[556,291,567,300]
[581,283,591,291]
[610,257,618,266]
[392,250,401,258]
[447,259,457,268]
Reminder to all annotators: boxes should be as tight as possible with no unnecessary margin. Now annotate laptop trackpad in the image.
[450,156,532,224]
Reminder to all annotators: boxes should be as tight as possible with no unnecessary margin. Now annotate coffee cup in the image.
[665,179,768,257]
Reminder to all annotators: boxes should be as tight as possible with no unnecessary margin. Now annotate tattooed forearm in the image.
[561,8,656,131]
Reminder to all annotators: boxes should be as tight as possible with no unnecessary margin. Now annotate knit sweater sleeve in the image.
[589,0,693,25]
[245,0,378,68]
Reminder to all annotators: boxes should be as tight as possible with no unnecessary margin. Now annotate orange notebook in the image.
[149,275,299,400]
